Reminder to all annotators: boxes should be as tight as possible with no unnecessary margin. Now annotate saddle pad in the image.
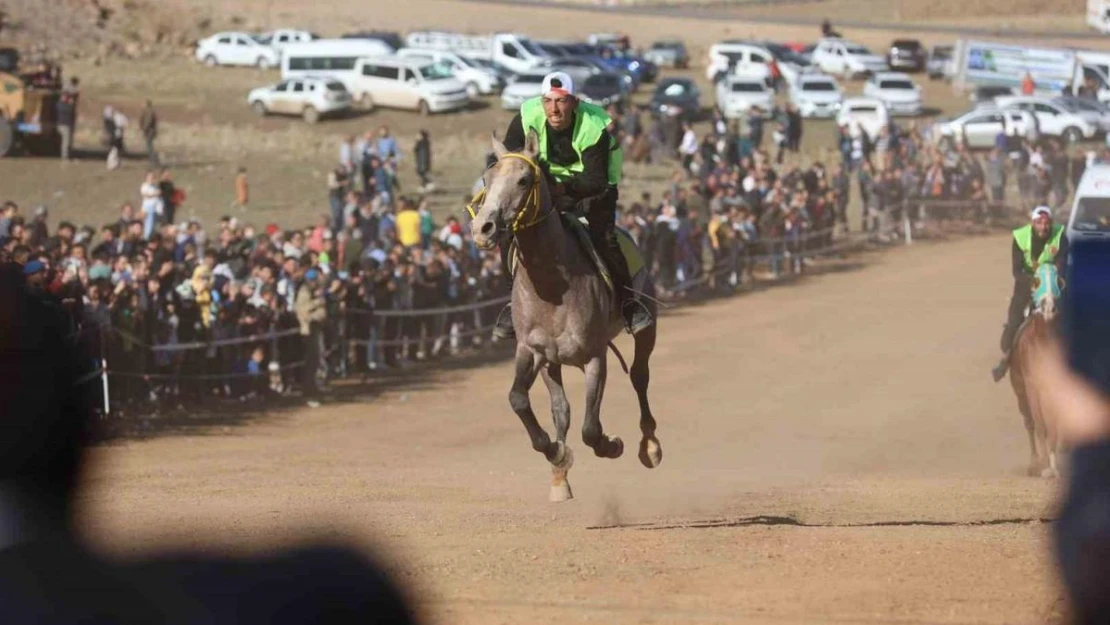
[507,214,644,299]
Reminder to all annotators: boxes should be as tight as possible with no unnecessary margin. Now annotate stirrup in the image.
[622,299,654,335]
[492,304,515,340]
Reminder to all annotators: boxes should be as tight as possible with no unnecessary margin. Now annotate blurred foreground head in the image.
[0,262,88,527]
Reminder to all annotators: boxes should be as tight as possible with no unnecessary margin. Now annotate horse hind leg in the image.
[582,355,623,459]
[541,365,575,502]
[632,324,662,469]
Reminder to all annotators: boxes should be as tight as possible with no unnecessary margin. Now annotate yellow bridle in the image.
[465,153,553,233]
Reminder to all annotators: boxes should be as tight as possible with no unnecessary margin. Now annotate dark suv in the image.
[887,39,925,72]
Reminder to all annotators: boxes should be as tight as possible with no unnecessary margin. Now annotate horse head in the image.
[470,130,548,250]
[1031,263,1064,321]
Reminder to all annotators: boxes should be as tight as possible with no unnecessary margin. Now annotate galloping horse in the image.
[469,131,663,502]
[1008,263,1065,477]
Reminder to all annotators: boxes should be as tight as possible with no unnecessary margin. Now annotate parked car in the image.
[500,72,545,110]
[248,76,352,123]
[1056,96,1110,132]
[258,29,317,51]
[790,73,843,118]
[644,39,689,69]
[996,95,1099,143]
[578,72,628,108]
[650,77,701,121]
[971,85,1017,105]
[926,45,955,80]
[195,31,282,69]
[933,107,1038,149]
[715,75,774,119]
[340,30,403,52]
[810,38,887,78]
[539,55,606,85]
[396,48,503,97]
[705,42,775,83]
[887,39,926,72]
[862,72,922,116]
[836,97,890,138]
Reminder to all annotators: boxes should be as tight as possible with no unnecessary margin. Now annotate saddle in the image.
[507,213,645,300]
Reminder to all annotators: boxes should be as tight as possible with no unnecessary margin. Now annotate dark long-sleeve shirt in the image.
[503,112,611,201]
[1056,440,1110,624]
[1011,230,1069,281]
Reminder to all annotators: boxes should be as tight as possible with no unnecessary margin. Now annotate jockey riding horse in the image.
[486,71,653,340]
[992,205,1069,382]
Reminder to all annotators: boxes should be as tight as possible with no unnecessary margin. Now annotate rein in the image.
[465,153,555,233]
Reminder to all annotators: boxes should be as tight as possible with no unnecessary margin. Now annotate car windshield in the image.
[515,74,545,84]
[653,42,680,50]
[252,34,271,45]
[453,55,476,68]
[879,79,915,90]
[519,39,545,56]
[419,61,455,81]
[731,82,765,93]
[850,105,879,114]
[588,75,622,88]
[658,81,691,97]
[1073,197,1110,233]
[802,80,836,91]
[846,45,872,56]
[933,46,953,59]
[325,81,347,92]
[893,40,920,49]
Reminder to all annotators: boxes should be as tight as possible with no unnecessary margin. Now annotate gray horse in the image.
[470,131,663,502]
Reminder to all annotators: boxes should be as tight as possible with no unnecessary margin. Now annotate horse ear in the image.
[491,133,508,159]
[524,129,540,158]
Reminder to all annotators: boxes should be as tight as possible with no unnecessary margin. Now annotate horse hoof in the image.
[599,437,624,459]
[639,437,663,469]
[549,481,574,502]
[551,444,574,471]
[1041,467,1058,479]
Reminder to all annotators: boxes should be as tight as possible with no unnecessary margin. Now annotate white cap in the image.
[541,71,575,97]
[1031,205,1053,220]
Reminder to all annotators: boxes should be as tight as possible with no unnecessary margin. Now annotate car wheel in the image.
[204,55,218,67]
[465,82,480,98]
[1063,126,1083,144]
[302,106,319,124]
[359,92,375,111]
[257,57,272,70]
[418,99,431,116]
[251,100,267,116]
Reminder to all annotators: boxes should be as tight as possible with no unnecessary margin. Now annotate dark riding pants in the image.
[1002,279,1032,351]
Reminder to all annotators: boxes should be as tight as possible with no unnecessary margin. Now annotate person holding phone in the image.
[992,205,1068,382]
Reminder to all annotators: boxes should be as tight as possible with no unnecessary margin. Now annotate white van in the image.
[281,39,394,82]
[396,48,503,96]
[1068,163,1110,241]
[349,57,470,114]
[705,42,775,83]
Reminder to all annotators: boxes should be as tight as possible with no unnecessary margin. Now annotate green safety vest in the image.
[1013,223,1064,271]
[520,97,622,186]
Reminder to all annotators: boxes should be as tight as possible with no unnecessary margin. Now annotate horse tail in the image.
[608,341,630,375]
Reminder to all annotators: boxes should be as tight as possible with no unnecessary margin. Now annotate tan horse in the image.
[469,131,662,502]
[1008,263,1065,477]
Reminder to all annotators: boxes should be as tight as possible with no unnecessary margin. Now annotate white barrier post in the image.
[101,357,110,416]
[903,201,913,245]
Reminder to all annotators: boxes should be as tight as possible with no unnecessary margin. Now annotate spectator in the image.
[1021,71,1036,96]
[56,92,76,161]
[295,268,327,406]
[414,129,432,192]
[139,100,159,168]
[986,147,1007,202]
[139,171,163,239]
[235,166,249,210]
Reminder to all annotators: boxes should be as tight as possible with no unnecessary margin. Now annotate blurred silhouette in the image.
[1028,336,1110,624]
[0,261,419,624]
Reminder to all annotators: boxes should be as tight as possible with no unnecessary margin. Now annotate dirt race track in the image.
[78,233,1066,624]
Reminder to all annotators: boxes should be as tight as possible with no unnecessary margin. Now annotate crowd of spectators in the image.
[8,103,1102,412]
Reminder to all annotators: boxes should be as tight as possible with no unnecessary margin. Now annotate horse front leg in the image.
[582,354,623,459]
[508,345,560,464]
[540,365,574,502]
[631,324,662,469]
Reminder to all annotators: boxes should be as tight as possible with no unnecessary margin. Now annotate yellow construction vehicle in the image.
[0,47,62,157]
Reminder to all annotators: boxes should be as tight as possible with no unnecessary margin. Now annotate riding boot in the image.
[992,284,1030,383]
[493,241,516,340]
[602,230,653,335]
